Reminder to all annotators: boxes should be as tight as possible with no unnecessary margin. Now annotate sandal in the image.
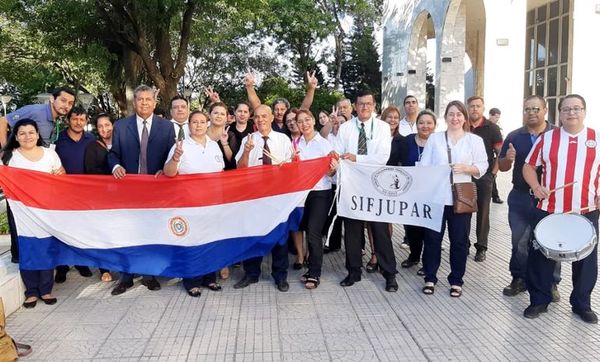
[300,273,310,283]
[187,287,202,297]
[450,285,462,298]
[13,340,32,358]
[304,276,320,290]
[422,282,435,295]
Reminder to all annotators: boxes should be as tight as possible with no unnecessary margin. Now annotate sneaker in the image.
[474,250,486,262]
[503,278,527,296]
[400,241,410,249]
[551,284,560,303]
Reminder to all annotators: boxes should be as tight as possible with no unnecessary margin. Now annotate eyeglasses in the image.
[559,106,585,114]
[523,107,541,114]
[356,102,374,108]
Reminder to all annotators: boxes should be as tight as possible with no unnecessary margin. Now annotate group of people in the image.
[0,76,597,324]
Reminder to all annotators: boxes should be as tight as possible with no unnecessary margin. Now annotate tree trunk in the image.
[333,32,343,90]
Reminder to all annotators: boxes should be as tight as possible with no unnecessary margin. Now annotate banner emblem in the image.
[372,167,412,197]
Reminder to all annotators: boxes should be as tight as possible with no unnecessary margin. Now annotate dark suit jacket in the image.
[107,114,175,174]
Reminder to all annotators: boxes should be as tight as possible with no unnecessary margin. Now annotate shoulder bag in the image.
[445,132,478,214]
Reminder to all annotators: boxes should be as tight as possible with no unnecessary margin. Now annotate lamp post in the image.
[0,95,12,116]
[183,87,192,101]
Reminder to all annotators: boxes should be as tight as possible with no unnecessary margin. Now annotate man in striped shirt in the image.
[523,94,599,324]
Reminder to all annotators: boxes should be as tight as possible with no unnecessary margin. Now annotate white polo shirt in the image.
[298,133,333,190]
[166,136,224,174]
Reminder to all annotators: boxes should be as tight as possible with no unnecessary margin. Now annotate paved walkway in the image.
[6,173,600,361]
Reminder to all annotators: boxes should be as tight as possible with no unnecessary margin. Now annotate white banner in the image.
[337,161,451,232]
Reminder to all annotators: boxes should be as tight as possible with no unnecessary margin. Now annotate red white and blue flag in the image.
[0,157,330,277]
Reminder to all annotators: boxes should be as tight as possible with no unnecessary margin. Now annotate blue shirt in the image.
[55,130,96,174]
[7,104,56,144]
[499,122,554,191]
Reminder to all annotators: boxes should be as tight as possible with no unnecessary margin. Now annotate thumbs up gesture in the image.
[506,143,516,162]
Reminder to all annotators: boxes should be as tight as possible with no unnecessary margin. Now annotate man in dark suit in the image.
[107,84,175,296]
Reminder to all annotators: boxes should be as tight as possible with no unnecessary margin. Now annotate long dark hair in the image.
[2,119,44,165]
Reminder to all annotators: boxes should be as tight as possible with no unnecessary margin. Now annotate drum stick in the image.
[549,181,577,194]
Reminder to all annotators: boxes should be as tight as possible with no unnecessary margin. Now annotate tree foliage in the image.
[340,16,381,104]
[0,0,380,114]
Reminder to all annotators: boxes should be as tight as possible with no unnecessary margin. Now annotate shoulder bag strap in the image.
[444,131,454,185]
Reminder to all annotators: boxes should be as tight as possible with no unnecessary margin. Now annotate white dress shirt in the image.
[335,115,391,165]
[166,136,224,174]
[171,119,190,140]
[136,114,153,142]
[235,130,293,167]
[419,131,488,205]
[298,133,333,190]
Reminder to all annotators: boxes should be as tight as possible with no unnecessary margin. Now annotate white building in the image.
[382,0,600,132]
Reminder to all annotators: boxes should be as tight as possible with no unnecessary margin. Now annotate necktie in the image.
[139,120,149,174]
[262,136,272,165]
[357,122,367,155]
[177,124,185,141]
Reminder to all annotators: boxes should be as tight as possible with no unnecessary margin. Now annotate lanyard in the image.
[51,119,61,144]
[355,118,374,140]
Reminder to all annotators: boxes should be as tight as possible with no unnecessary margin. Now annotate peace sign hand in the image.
[172,139,184,162]
[306,70,318,90]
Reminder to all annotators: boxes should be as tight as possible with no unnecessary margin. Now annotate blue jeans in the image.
[423,206,471,286]
[508,189,561,282]
[21,269,54,298]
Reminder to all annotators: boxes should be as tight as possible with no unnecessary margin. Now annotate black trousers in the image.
[405,225,425,263]
[322,185,342,250]
[7,202,18,261]
[472,172,494,251]
[303,190,333,278]
[343,218,397,278]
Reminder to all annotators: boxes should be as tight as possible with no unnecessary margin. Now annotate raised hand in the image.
[244,136,255,153]
[204,86,221,104]
[244,68,255,88]
[306,70,318,90]
[221,126,230,144]
[172,139,184,162]
[506,143,516,162]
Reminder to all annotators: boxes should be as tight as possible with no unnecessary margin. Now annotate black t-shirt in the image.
[471,118,503,172]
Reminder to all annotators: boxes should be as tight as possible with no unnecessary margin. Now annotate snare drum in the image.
[533,213,597,262]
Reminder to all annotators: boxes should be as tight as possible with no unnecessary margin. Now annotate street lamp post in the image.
[0,95,12,116]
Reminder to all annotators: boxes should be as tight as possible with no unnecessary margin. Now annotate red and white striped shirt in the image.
[526,127,600,214]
